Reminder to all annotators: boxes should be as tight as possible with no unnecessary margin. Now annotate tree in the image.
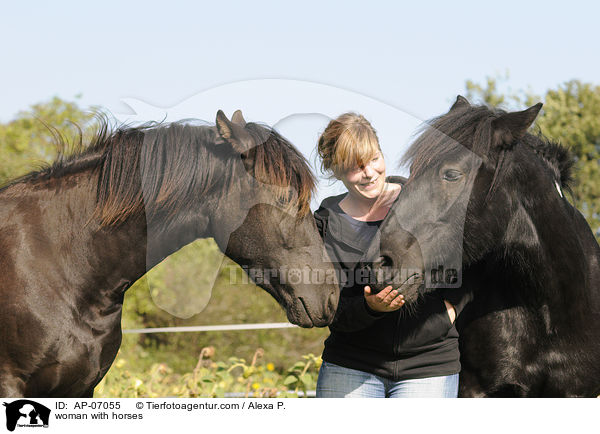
[465,76,600,240]
[464,71,540,109]
[0,96,98,184]
[535,81,600,238]
[465,73,509,108]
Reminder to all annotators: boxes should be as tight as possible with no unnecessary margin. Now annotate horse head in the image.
[210,110,340,327]
[369,97,578,307]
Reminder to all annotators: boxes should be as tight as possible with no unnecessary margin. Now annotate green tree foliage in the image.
[465,73,509,108]
[0,96,98,184]
[535,81,600,237]
[465,76,600,239]
[464,71,539,109]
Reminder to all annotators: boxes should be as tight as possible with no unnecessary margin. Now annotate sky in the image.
[1,0,599,204]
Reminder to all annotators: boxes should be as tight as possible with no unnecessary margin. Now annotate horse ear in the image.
[231,109,247,127]
[450,95,470,111]
[216,110,253,153]
[492,103,543,147]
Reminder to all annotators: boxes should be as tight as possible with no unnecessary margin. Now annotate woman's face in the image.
[340,151,386,201]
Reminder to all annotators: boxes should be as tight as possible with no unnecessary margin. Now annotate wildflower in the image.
[201,346,216,358]
[315,357,323,369]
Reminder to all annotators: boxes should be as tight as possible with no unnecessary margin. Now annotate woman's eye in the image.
[443,169,462,181]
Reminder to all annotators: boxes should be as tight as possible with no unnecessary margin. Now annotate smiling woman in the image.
[313,112,460,398]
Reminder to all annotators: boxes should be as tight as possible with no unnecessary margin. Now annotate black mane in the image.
[1,117,316,225]
[522,132,575,191]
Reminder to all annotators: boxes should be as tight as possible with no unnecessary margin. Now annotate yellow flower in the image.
[115,359,126,369]
[266,363,275,371]
[252,383,260,390]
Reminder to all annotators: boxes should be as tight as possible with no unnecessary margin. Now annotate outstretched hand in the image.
[364,285,405,312]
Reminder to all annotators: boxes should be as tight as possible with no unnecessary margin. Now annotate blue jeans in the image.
[316,361,459,398]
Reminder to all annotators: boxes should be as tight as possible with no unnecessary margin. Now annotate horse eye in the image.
[443,169,462,182]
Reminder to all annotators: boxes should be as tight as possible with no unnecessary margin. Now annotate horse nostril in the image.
[377,255,394,269]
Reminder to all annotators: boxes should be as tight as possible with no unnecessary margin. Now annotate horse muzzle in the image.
[360,253,425,304]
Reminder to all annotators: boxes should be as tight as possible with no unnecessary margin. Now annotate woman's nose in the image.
[363,164,376,178]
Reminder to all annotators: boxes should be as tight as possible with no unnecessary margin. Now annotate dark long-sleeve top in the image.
[314,176,463,381]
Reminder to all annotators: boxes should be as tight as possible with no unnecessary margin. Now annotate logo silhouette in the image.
[3,400,50,431]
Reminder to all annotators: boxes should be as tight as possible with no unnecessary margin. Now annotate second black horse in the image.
[370,97,600,397]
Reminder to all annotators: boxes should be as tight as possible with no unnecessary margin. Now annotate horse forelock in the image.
[244,123,315,218]
[402,106,494,182]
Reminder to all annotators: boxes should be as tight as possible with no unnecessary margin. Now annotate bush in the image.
[119,238,329,373]
[95,346,322,398]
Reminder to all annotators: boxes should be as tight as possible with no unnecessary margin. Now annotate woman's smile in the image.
[359,177,379,190]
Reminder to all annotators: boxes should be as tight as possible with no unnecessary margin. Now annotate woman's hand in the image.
[364,285,405,312]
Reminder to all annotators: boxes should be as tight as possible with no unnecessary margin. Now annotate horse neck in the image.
[10,168,211,298]
[485,195,594,330]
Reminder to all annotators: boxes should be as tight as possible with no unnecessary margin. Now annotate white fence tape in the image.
[122,322,299,334]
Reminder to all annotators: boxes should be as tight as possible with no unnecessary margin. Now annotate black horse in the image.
[0,110,339,397]
[370,97,600,397]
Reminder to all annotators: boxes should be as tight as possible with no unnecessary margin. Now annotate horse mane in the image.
[241,122,315,217]
[522,133,575,192]
[1,117,315,225]
[402,104,576,190]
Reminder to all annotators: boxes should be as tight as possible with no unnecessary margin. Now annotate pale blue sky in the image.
[2,0,598,122]
[2,0,598,203]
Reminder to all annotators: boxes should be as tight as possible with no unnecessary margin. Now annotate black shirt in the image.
[314,177,461,381]
[324,200,383,289]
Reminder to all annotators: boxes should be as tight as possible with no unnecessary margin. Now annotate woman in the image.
[314,112,461,398]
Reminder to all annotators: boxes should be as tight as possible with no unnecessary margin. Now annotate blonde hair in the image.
[317,112,381,178]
